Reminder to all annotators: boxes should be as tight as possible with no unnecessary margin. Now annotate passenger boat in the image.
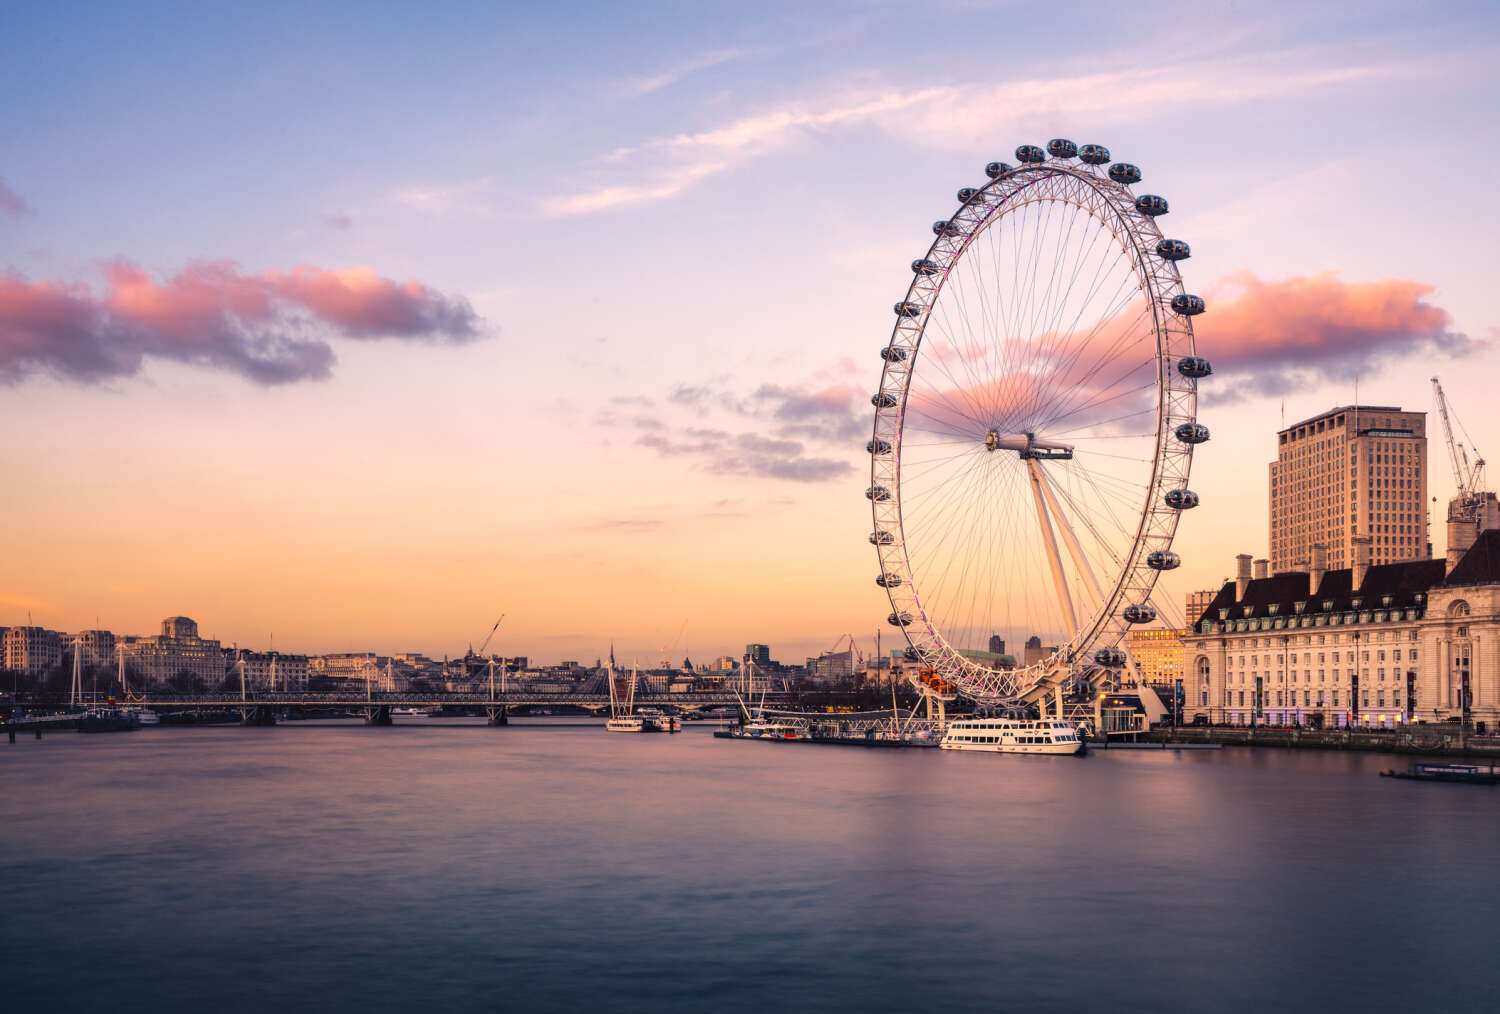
[390,706,428,717]
[940,717,1083,755]
[636,708,679,734]
[133,708,161,726]
[605,716,647,733]
[732,720,803,740]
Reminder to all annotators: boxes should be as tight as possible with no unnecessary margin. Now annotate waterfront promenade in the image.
[1150,723,1500,758]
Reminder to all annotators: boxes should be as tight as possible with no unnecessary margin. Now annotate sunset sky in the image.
[3,1,1498,666]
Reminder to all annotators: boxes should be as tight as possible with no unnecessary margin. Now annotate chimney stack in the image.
[1352,537,1373,590]
[1253,558,1269,581]
[1310,544,1327,597]
[1236,553,1253,600]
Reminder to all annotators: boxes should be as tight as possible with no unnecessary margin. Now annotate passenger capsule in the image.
[1164,488,1199,510]
[1177,356,1213,379]
[888,611,913,627]
[933,220,962,238]
[911,258,939,276]
[1174,422,1210,445]
[894,301,925,319]
[1147,550,1181,571]
[870,530,895,546]
[984,161,1012,179]
[1156,238,1190,261]
[1170,293,1206,316]
[1094,647,1126,667]
[1108,163,1142,185]
[872,392,898,408]
[1015,144,1046,164]
[880,346,908,363]
[957,187,980,204]
[876,573,903,588]
[1046,138,1078,159]
[1123,604,1156,625]
[1134,194,1169,217]
[867,438,892,455]
[1078,144,1111,165]
[866,485,891,502]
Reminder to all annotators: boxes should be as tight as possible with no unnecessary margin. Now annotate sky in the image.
[2,0,1498,666]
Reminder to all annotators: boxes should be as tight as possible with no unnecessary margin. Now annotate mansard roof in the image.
[1444,528,1500,588]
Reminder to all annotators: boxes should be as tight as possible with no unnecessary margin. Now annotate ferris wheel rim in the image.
[867,149,1202,705]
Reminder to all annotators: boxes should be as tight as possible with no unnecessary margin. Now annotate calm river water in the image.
[4,719,1498,1012]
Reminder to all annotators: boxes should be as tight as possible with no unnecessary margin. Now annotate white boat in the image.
[603,658,672,734]
[733,720,803,740]
[636,707,679,734]
[134,708,161,726]
[390,706,428,717]
[940,717,1083,755]
[605,716,646,733]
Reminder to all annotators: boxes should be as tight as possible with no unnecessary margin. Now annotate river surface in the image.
[4,719,1498,1012]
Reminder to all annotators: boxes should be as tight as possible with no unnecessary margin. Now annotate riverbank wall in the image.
[1147,725,1500,759]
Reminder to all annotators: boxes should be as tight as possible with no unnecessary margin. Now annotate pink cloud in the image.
[0,258,483,385]
[1197,271,1475,398]
[0,178,29,219]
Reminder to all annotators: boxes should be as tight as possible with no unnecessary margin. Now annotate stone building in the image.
[118,616,225,688]
[2,626,63,676]
[1182,531,1500,727]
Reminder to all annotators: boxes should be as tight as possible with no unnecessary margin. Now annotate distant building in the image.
[1022,635,1053,667]
[1185,591,1217,629]
[3,626,63,676]
[714,655,739,673]
[805,649,855,681]
[309,651,379,681]
[118,616,224,688]
[1126,628,1185,684]
[988,634,1005,656]
[230,650,310,692]
[1270,405,1428,573]
[745,643,771,667]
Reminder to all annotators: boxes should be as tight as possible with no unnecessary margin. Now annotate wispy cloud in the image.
[0,259,485,385]
[0,178,30,220]
[392,177,493,215]
[616,47,750,98]
[549,52,1399,217]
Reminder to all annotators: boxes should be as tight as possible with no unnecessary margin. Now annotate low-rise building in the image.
[1183,532,1500,728]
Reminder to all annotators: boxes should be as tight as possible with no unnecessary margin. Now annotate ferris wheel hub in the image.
[982,430,1074,459]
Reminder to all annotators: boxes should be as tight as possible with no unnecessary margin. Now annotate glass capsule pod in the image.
[894,300,924,318]
[1147,550,1181,571]
[911,258,939,276]
[1078,144,1111,165]
[876,573,903,588]
[1156,238,1191,261]
[880,346,908,362]
[933,220,962,237]
[1015,144,1046,163]
[869,530,895,546]
[867,438,892,455]
[1177,356,1213,379]
[984,161,1012,178]
[1108,163,1142,185]
[1170,293,1206,316]
[1164,488,1199,510]
[866,485,891,502]
[1046,138,1078,159]
[1174,422,1210,444]
[1123,604,1156,624]
[872,392,898,408]
[957,187,980,203]
[888,611,913,627]
[1134,194,1169,216]
[1094,647,1126,667]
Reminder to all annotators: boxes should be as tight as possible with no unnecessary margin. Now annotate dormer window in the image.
[1351,597,1362,610]
[1268,604,1280,615]
[1294,601,1306,614]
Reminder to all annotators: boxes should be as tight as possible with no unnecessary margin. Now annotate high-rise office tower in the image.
[1269,405,1428,573]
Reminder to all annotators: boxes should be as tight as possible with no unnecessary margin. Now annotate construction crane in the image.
[1431,376,1487,522]
[825,633,866,666]
[659,619,687,670]
[476,613,506,657]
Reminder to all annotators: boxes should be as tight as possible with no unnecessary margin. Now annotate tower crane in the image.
[1431,376,1487,522]
[659,619,687,670]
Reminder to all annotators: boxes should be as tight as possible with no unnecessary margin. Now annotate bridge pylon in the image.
[485,705,508,726]
[364,705,392,726]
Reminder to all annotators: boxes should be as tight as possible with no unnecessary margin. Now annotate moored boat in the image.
[78,707,141,733]
[940,717,1083,755]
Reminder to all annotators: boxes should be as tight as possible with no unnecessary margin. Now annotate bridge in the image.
[4,690,795,729]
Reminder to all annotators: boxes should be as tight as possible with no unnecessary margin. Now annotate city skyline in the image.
[4,2,1499,663]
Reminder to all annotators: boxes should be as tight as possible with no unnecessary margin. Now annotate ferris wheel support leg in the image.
[1026,458,1079,636]
[1035,466,1105,610]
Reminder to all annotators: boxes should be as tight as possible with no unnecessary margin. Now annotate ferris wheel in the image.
[867,139,1212,706]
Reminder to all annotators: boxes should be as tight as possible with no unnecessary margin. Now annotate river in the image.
[3,719,1497,1012]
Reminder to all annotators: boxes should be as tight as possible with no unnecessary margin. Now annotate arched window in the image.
[1197,656,1211,683]
[1448,600,1470,618]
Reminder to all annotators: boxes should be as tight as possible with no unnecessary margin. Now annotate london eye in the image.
[867,140,1211,706]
